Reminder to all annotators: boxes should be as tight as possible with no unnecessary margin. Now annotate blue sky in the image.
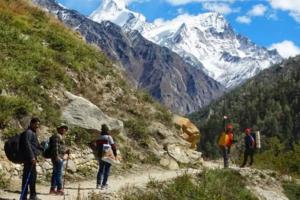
[58,0,300,58]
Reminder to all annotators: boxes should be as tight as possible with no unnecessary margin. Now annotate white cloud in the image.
[236,16,251,24]
[248,4,267,16]
[268,0,300,23]
[165,0,236,6]
[269,40,300,58]
[236,4,268,24]
[202,2,239,15]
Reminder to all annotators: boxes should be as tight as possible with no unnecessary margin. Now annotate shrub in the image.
[124,119,150,144]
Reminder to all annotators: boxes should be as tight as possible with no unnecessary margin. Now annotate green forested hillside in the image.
[0,0,172,145]
[189,56,300,175]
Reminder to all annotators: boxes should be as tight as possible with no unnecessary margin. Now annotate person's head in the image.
[101,124,109,134]
[245,128,251,135]
[57,123,69,136]
[29,117,40,132]
[226,124,233,132]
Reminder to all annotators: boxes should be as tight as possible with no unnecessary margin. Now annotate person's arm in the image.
[51,136,60,160]
[23,131,35,163]
[108,136,117,157]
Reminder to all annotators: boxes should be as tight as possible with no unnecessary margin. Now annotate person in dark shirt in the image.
[49,123,70,195]
[240,128,255,168]
[20,118,42,200]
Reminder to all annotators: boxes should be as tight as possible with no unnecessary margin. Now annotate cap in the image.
[226,124,233,130]
[58,123,68,130]
[245,128,251,134]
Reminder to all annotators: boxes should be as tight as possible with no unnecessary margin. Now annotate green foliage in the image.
[65,127,94,146]
[283,182,300,200]
[189,56,300,172]
[122,169,257,200]
[2,127,22,138]
[124,119,150,145]
[254,139,300,176]
[0,96,32,127]
[0,0,112,127]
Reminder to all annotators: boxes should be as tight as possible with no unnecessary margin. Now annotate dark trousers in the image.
[221,146,230,168]
[51,159,64,190]
[241,149,254,167]
[21,162,37,200]
[97,160,111,186]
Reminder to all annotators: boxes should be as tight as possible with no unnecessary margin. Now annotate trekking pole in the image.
[19,165,33,200]
[63,153,70,200]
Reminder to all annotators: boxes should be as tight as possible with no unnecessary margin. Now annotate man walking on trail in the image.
[49,123,70,195]
[20,118,42,200]
[96,124,117,190]
[218,124,234,168]
[240,128,255,168]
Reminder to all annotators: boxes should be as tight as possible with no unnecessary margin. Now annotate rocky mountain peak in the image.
[99,0,126,11]
[89,4,282,88]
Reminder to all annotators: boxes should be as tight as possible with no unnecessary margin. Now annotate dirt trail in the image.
[0,167,200,200]
[0,161,289,200]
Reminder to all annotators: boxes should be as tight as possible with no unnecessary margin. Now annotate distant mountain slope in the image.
[90,0,282,88]
[189,56,300,158]
[33,0,225,114]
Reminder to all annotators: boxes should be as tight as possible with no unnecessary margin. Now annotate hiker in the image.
[96,124,117,190]
[19,118,42,200]
[240,128,255,168]
[49,123,70,195]
[218,123,234,168]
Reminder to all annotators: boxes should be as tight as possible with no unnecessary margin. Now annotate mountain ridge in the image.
[33,0,225,114]
[90,0,282,88]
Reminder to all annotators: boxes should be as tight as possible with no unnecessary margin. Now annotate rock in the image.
[281,175,292,182]
[66,160,77,173]
[167,144,190,164]
[42,161,52,171]
[173,115,200,150]
[149,122,174,138]
[160,155,179,170]
[62,91,123,131]
[36,165,43,174]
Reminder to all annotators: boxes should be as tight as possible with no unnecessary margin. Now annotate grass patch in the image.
[283,182,300,200]
[124,119,150,145]
[0,169,10,189]
[121,169,258,200]
[0,0,113,128]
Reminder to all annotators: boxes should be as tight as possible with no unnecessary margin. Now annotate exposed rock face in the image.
[32,0,225,114]
[62,91,123,131]
[173,115,200,150]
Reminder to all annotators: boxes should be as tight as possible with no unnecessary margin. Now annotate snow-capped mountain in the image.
[33,0,225,114]
[90,0,282,88]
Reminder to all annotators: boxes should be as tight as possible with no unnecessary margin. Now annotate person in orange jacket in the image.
[218,124,234,168]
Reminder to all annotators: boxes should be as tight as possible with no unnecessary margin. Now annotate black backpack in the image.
[4,133,24,164]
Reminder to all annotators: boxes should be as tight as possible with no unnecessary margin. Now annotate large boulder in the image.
[173,115,200,150]
[62,91,123,131]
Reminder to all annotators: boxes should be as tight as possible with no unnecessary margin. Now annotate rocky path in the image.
[0,161,290,200]
[0,167,200,200]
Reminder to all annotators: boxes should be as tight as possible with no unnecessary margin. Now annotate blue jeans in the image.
[51,159,64,190]
[97,160,111,186]
[221,146,230,168]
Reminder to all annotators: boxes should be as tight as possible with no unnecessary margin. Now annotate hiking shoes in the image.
[101,184,108,190]
[29,196,41,200]
[49,189,56,194]
[56,189,64,195]
[96,184,101,189]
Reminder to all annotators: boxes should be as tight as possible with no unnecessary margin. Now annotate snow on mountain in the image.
[90,0,282,88]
